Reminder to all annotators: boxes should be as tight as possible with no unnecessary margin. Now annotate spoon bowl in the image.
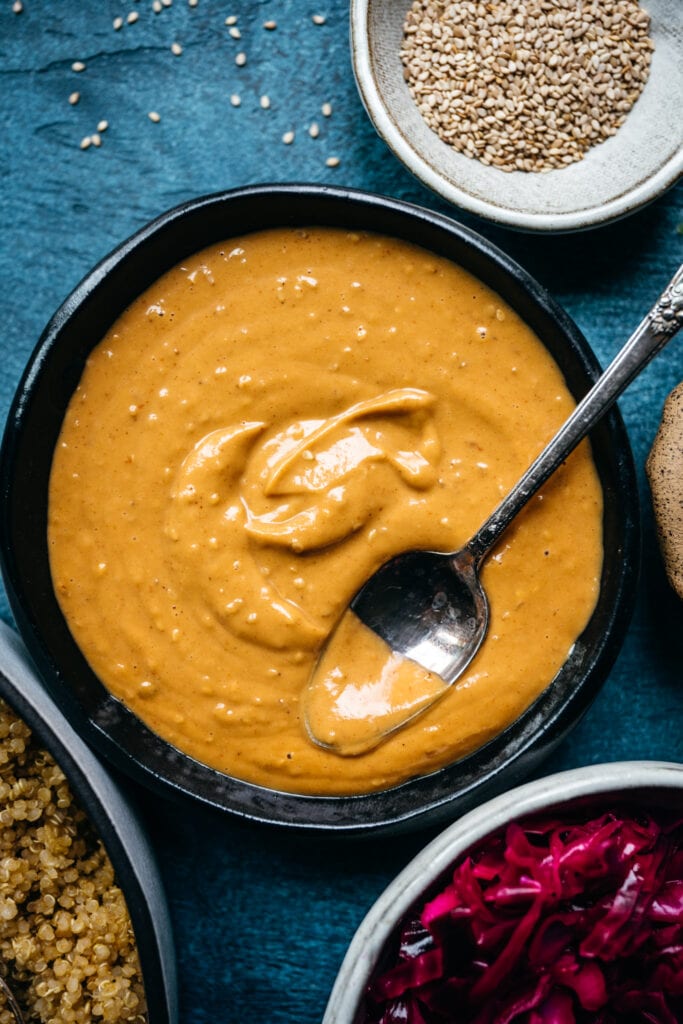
[304,264,683,754]
[350,548,487,684]
[304,548,488,755]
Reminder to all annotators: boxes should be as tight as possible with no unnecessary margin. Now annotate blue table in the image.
[1,3,681,1021]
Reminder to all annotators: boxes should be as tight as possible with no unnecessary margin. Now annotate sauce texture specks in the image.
[48,228,603,795]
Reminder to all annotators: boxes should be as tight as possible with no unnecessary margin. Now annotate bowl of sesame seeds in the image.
[351,0,683,232]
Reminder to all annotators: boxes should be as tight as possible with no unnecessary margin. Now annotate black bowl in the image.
[0,620,178,1022]
[0,185,639,835]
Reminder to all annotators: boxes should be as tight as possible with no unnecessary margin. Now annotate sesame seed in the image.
[312,13,326,25]
[152,0,162,11]
[148,110,161,122]
[188,0,198,6]
[321,102,332,117]
[400,0,654,172]
[113,15,123,29]
[80,136,92,150]
[260,95,271,109]
[235,52,246,66]
[325,156,340,167]
[97,119,109,132]
[230,93,241,107]
[91,133,102,147]
[71,61,86,73]
[229,26,241,39]
[161,0,172,6]
[282,130,295,144]
[225,15,237,25]
[69,91,80,106]
[308,122,320,138]
[12,0,23,12]
[171,41,183,55]
[263,20,277,30]
[127,10,139,24]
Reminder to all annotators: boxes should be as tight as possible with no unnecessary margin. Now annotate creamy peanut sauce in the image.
[48,228,603,795]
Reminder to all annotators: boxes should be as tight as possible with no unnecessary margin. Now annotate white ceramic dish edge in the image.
[323,760,683,1023]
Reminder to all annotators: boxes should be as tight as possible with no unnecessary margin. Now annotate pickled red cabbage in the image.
[365,809,683,1023]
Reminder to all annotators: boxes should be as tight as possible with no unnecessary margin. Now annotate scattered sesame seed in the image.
[282,130,295,144]
[152,0,162,11]
[97,119,109,132]
[69,91,80,106]
[188,0,198,6]
[230,93,241,107]
[80,136,92,150]
[321,102,332,117]
[148,110,161,122]
[225,15,237,25]
[71,61,86,73]
[161,0,172,6]
[325,156,340,167]
[263,20,277,30]
[127,10,139,24]
[229,26,241,39]
[171,41,183,55]
[308,122,320,138]
[235,52,247,66]
[12,0,23,12]
[312,13,326,25]
[91,133,102,147]
[260,95,271,109]
[113,15,123,29]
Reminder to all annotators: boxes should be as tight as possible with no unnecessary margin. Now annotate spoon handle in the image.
[468,264,683,564]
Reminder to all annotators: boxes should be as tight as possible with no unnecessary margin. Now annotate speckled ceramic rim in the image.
[0,621,178,1024]
[0,184,639,834]
[350,1,683,232]
[323,760,683,1023]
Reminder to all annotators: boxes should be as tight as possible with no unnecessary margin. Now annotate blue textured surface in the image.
[1,3,682,1022]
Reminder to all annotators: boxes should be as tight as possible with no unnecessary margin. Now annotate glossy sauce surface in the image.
[48,228,603,795]
[304,609,450,756]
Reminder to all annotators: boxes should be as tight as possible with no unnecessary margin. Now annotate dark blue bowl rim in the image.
[0,184,640,835]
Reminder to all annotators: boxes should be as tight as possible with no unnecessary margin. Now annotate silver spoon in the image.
[303,264,683,755]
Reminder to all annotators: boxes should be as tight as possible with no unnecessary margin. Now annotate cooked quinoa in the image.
[0,700,146,1024]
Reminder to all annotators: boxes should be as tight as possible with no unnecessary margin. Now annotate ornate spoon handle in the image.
[468,265,683,563]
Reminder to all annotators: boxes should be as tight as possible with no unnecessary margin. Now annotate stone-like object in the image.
[647,382,683,599]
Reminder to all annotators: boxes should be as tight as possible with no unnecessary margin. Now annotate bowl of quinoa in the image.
[351,0,683,231]
[0,621,177,1024]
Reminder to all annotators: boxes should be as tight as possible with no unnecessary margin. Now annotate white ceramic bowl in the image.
[351,0,683,232]
[323,760,683,1022]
